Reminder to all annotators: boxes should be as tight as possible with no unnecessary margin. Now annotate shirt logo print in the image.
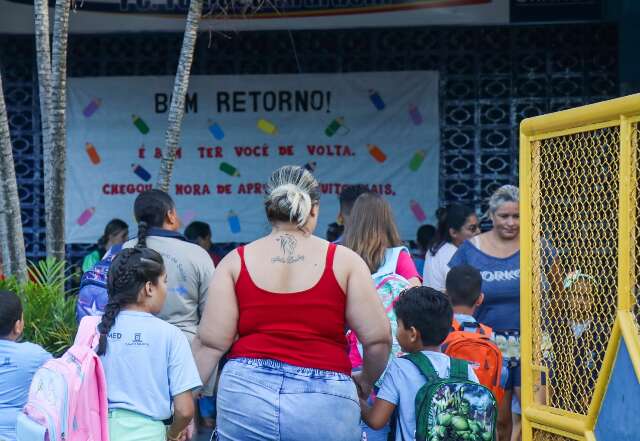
[480,269,520,282]
[126,332,149,347]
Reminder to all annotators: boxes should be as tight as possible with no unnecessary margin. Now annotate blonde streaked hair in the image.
[264,165,320,229]
[488,185,519,216]
[344,192,402,273]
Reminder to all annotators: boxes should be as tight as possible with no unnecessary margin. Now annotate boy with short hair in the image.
[445,264,488,333]
[445,265,509,437]
[359,287,478,440]
[0,290,51,440]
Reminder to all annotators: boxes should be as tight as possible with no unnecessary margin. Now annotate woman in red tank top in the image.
[192,166,391,441]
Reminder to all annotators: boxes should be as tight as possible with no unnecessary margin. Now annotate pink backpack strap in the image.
[75,315,102,348]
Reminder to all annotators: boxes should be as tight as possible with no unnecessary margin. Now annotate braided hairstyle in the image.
[96,244,164,356]
[136,221,150,248]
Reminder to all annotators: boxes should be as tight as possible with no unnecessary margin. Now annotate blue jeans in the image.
[215,358,361,441]
[199,395,216,418]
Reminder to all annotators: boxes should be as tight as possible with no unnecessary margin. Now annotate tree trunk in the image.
[156,0,203,192]
[0,187,11,277]
[34,0,54,253]
[0,70,28,282]
[46,0,71,261]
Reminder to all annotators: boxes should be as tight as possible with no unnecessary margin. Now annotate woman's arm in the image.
[343,248,392,396]
[192,251,240,384]
[167,391,194,440]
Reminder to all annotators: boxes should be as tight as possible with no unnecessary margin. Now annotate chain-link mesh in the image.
[530,127,620,415]
[634,123,640,331]
[532,429,578,441]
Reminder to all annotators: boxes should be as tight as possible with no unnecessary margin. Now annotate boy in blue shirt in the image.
[445,264,489,334]
[359,287,478,441]
[0,291,51,441]
[446,265,512,439]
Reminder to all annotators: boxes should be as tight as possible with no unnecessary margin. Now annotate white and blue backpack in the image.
[347,247,412,371]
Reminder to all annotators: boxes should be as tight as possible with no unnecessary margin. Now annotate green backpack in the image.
[404,352,497,441]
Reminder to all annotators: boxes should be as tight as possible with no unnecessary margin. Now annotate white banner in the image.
[66,72,439,243]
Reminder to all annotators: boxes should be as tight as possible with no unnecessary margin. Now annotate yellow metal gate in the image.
[520,94,640,441]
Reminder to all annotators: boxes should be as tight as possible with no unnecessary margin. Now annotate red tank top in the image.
[228,243,351,375]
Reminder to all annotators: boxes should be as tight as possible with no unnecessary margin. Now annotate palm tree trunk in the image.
[46,0,71,261]
[0,189,11,276]
[156,0,203,192]
[0,70,28,282]
[34,0,54,255]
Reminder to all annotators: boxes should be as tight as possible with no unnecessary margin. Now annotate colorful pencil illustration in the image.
[85,142,101,165]
[131,163,151,182]
[77,207,95,226]
[132,114,150,134]
[367,144,387,163]
[220,162,240,177]
[83,98,101,118]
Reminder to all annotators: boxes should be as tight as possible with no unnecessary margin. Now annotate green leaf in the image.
[1,257,77,357]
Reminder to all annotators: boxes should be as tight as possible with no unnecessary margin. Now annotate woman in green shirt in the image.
[82,218,129,272]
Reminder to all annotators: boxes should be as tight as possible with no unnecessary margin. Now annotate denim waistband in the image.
[227,357,352,380]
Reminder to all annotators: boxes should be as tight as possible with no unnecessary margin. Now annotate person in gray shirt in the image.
[124,190,215,342]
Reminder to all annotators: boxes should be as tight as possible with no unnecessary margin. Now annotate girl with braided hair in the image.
[97,245,202,441]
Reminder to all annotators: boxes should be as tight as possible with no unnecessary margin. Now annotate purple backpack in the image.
[76,245,121,322]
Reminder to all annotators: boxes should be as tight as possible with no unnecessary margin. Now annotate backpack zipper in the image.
[42,366,70,439]
[29,401,57,441]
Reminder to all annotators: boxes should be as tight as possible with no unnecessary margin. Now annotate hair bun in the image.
[435,207,447,222]
[271,183,312,228]
[264,166,320,230]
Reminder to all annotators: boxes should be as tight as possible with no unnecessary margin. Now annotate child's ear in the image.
[475,293,485,307]
[144,281,154,298]
[409,326,420,343]
[13,313,24,337]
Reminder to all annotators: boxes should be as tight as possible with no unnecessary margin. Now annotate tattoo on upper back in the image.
[272,234,305,264]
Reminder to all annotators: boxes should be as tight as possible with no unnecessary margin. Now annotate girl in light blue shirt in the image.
[97,228,202,441]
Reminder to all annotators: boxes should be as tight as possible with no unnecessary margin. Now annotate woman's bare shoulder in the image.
[333,242,361,264]
[216,246,242,278]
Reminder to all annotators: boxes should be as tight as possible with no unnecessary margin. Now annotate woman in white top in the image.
[423,204,479,291]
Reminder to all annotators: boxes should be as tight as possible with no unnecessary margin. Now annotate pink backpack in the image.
[16,316,110,441]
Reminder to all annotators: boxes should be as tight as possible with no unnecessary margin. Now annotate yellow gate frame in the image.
[520,94,640,441]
